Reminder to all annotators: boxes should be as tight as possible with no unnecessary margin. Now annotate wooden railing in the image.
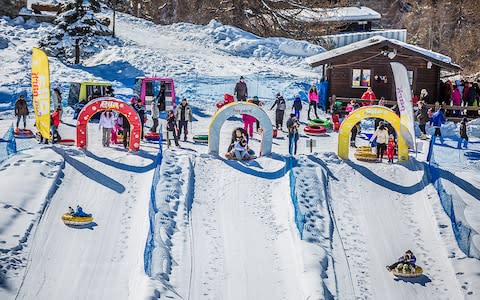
[332,97,479,122]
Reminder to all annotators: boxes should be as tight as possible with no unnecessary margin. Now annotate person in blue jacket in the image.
[75,205,92,217]
[430,108,446,143]
[292,95,302,121]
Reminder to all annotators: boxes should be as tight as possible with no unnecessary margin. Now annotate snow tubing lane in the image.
[304,125,327,136]
[61,213,94,226]
[391,266,424,278]
[308,118,332,128]
[14,128,35,139]
[193,135,208,143]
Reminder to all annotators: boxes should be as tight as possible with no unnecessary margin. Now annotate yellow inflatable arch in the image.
[338,106,409,162]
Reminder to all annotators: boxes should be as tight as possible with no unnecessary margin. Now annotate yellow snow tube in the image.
[62,213,93,225]
[357,146,372,152]
[354,148,377,162]
[391,266,423,278]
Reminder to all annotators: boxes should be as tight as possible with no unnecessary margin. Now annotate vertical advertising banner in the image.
[390,62,415,150]
[32,48,51,139]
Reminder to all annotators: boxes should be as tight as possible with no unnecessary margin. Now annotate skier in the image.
[386,250,417,273]
[270,92,286,130]
[286,113,300,155]
[387,135,396,163]
[234,76,248,101]
[308,85,319,120]
[14,95,29,129]
[175,98,193,141]
[292,95,302,120]
[370,122,389,162]
[166,110,180,147]
[99,110,115,147]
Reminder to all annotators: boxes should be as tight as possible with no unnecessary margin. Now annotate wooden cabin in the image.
[306,36,462,103]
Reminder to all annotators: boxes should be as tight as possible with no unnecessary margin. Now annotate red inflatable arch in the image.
[76,97,142,151]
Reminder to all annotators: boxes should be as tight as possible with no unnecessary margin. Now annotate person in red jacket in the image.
[387,135,395,163]
[361,87,377,106]
[51,106,62,142]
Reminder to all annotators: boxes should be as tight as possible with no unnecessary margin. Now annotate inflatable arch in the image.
[208,102,273,156]
[338,105,409,162]
[76,97,142,151]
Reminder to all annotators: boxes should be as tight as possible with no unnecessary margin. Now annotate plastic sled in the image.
[145,132,160,141]
[14,128,35,139]
[390,266,423,278]
[58,139,75,146]
[304,125,327,136]
[62,213,94,226]
[193,134,208,143]
[225,149,256,161]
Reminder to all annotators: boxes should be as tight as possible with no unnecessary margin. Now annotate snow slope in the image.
[16,131,155,299]
[170,156,307,300]
[1,4,479,300]
[328,158,465,299]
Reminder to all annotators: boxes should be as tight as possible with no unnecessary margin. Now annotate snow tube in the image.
[61,213,94,226]
[390,266,423,278]
[193,134,208,143]
[354,150,377,162]
[145,132,160,141]
[304,125,327,136]
[14,128,34,139]
[225,149,256,160]
[58,139,75,146]
[309,118,332,128]
[216,101,225,109]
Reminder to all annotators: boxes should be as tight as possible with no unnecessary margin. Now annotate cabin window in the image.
[352,69,371,87]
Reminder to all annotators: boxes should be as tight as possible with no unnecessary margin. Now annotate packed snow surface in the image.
[1,5,480,300]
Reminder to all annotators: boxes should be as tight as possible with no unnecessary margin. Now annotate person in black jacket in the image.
[131,97,145,139]
[120,113,130,149]
[166,110,179,147]
[270,93,286,130]
[457,117,468,148]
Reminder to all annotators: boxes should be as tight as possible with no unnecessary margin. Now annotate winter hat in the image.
[276,92,281,97]
[240,76,244,80]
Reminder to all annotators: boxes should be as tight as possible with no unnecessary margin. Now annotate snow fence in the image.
[287,157,306,239]
[427,139,480,258]
[144,135,163,277]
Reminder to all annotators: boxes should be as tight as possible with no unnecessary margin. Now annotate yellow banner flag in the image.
[31,48,51,139]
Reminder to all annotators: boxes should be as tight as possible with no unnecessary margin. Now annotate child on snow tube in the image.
[386,250,416,273]
[70,205,92,218]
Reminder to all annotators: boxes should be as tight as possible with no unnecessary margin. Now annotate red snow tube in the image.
[224,93,234,103]
[145,132,160,141]
[304,125,327,136]
[216,101,225,109]
[58,139,75,146]
[14,128,35,139]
